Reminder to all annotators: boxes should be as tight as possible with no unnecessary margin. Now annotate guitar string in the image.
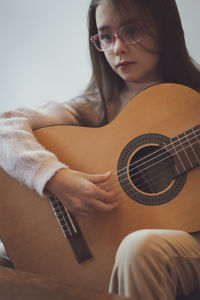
[111,126,200,182]
[101,137,200,195]
[103,162,188,203]
[100,134,200,193]
[104,163,178,200]
[103,137,200,192]
[62,140,198,218]
[115,127,200,178]
[118,127,200,180]
[100,128,200,189]
[108,171,175,203]
[123,131,200,182]
[51,195,79,235]
[52,127,200,215]
[50,196,74,235]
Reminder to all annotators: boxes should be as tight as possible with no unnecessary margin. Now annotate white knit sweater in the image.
[0,94,104,196]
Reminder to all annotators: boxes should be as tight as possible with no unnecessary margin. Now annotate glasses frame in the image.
[90,26,142,52]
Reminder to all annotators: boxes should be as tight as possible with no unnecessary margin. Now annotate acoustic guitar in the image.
[0,83,199,292]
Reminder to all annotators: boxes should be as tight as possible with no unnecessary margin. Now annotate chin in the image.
[120,71,160,84]
[120,74,144,82]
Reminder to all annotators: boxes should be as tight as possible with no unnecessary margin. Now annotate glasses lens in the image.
[93,36,102,51]
[91,24,142,52]
[96,33,113,51]
[121,25,141,44]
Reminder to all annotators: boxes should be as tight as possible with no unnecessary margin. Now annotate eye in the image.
[124,26,140,37]
[99,33,112,43]
[122,25,141,43]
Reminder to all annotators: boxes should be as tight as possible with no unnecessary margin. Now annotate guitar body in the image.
[0,83,199,292]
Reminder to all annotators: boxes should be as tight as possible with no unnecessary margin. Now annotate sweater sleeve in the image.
[0,99,83,196]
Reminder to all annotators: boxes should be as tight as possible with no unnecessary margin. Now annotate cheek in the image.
[138,49,161,76]
[104,52,115,69]
[139,34,160,54]
[137,36,161,67]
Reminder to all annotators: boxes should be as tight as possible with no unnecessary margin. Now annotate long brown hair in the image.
[86,0,200,104]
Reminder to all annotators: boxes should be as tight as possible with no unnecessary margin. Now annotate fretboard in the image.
[164,125,200,175]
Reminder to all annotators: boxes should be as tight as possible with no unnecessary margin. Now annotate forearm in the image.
[0,92,103,196]
[0,101,79,195]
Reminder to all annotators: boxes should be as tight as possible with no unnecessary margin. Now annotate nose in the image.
[113,35,128,55]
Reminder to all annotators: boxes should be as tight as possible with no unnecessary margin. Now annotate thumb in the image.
[88,171,112,184]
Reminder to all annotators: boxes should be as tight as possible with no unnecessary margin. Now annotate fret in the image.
[177,134,193,168]
[165,139,186,175]
[177,134,194,168]
[185,129,200,165]
[163,124,200,176]
[174,136,192,170]
[191,126,200,162]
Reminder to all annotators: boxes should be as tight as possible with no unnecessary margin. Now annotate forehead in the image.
[95,0,142,30]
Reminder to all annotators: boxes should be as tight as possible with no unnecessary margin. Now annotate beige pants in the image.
[109,229,200,300]
[1,230,200,299]
[0,241,13,268]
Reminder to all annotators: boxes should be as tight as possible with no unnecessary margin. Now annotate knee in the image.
[0,242,13,268]
[115,229,168,268]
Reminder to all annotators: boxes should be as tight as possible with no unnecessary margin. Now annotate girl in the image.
[0,0,200,299]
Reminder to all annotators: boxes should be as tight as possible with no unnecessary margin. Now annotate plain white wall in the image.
[0,0,199,111]
[176,0,200,64]
[0,0,91,111]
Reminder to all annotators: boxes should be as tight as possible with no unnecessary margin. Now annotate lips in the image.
[117,61,135,69]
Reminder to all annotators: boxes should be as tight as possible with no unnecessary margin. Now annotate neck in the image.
[124,80,164,99]
[108,79,163,123]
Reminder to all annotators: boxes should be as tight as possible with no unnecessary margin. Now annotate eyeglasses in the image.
[90,25,142,52]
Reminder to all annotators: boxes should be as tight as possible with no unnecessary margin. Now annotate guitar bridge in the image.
[50,195,92,264]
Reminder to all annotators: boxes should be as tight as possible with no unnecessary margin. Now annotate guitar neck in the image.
[164,124,200,175]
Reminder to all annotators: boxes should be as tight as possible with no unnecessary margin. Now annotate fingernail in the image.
[105,171,111,175]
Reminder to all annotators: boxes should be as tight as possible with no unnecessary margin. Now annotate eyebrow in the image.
[97,19,141,32]
[97,25,111,32]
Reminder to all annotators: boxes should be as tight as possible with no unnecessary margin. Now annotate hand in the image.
[45,168,118,217]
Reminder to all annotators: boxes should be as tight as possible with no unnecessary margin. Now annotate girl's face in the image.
[95,1,162,85]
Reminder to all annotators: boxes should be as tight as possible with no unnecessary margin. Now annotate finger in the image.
[65,196,96,216]
[94,188,117,203]
[88,199,119,212]
[88,171,112,184]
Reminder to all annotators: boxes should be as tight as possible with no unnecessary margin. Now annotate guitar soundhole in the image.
[129,145,174,194]
[118,133,186,205]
